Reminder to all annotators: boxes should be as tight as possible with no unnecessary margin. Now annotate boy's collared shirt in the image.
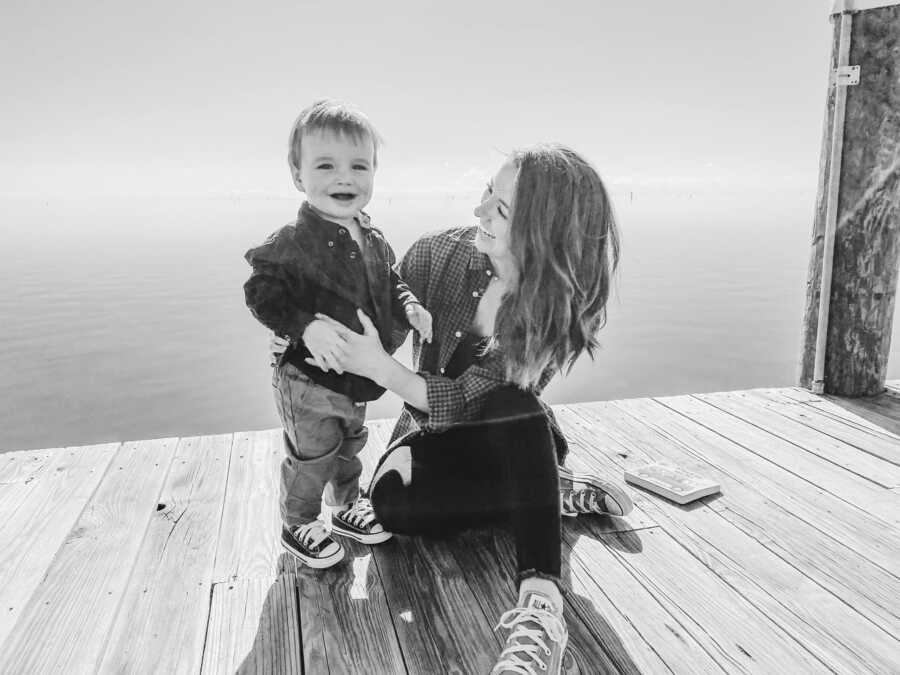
[244,202,419,402]
[389,226,565,460]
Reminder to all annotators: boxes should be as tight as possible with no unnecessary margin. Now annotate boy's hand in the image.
[405,303,433,344]
[302,319,347,373]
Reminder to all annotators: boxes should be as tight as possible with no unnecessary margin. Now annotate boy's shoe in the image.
[281,520,344,569]
[558,465,634,518]
[331,497,392,544]
[491,592,569,675]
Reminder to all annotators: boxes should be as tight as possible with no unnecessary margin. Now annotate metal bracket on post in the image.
[834,65,860,85]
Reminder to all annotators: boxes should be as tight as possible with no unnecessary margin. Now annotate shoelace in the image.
[341,498,376,528]
[493,606,566,674]
[292,521,329,550]
[561,488,601,514]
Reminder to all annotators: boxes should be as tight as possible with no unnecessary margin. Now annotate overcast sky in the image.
[1,0,835,195]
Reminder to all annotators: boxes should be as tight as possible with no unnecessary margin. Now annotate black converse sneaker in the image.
[281,520,344,569]
[558,464,634,517]
[492,592,569,675]
[331,497,392,544]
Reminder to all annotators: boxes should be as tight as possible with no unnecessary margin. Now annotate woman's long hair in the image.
[494,144,620,389]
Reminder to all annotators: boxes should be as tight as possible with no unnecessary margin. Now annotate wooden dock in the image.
[1,384,898,674]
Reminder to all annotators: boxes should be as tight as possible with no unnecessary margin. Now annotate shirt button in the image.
[339,228,346,235]
[440,367,445,374]
[486,270,492,276]
[454,330,462,338]
[350,252,357,259]
[327,241,334,247]
[472,291,479,297]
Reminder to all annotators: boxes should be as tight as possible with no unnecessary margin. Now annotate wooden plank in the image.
[0,443,119,648]
[601,526,829,672]
[0,437,179,673]
[201,575,302,675]
[442,527,636,675]
[213,430,283,584]
[557,404,877,673]
[705,390,900,487]
[887,380,900,394]
[691,392,900,525]
[290,539,406,674]
[616,475,900,674]
[97,434,233,674]
[816,392,900,437]
[751,388,900,464]
[0,448,56,485]
[372,534,499,674]
[636,395,900,574]
[582,398,900,637]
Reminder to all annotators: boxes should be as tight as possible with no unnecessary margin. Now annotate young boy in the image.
[243,99,432,568]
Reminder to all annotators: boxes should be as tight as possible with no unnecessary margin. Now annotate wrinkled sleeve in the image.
[243,235,315,342]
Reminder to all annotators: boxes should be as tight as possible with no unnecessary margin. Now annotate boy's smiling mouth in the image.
[329,192,357,202]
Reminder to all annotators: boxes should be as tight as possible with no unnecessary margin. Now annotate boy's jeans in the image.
[272,362,367,529]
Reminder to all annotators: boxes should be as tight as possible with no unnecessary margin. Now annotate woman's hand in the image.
[308,310,391,381]
[268,333,289,367]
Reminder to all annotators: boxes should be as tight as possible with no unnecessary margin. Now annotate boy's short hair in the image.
[287,99,382,175]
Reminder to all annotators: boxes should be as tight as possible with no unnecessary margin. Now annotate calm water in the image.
[2,189,898,452]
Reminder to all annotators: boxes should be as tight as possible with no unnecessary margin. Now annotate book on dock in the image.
[624,462,721,504]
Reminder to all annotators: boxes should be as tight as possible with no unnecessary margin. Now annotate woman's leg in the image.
[370,385,561,582]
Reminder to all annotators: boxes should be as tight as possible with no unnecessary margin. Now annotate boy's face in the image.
[294,129,375,226]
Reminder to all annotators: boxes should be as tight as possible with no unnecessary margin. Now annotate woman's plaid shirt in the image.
[388,226,563,449]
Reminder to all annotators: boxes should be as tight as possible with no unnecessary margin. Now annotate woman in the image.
[280,144,628,674]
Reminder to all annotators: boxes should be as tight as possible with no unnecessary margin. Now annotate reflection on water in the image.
[2,189,898,452]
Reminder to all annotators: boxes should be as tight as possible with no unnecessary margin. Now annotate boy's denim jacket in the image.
[243,202,419,402]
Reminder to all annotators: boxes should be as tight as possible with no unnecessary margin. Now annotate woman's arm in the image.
[311,311,430,412]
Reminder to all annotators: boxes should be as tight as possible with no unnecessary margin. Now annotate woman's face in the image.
[473,158,517,258]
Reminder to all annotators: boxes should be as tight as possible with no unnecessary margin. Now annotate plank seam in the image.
[560,534,680,674]
[668,504,900,660]
[642,399,900,580]
[692,395,897,489]
[367,547,413,675]
[739,393,900,469]
[719,505,900,640]
[673,396,899,525]
[197,434,237,675]
[90,438,182,672]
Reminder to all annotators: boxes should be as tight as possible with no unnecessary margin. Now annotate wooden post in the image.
[800,0,900,396]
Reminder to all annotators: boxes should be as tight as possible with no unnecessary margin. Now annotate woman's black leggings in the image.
[369,386,561,584]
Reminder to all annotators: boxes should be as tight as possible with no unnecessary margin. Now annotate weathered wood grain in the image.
[597,398,900,637]
[372,534,498,674]
[97,434,233,674]
[441,527,627,675]
[619,477,900,674]
[293,539,406,675]
[604,527,829,672]
[698,390,900,487]
[750,388,900,464]
[0,443,118,648]
[213,429,283,584]
[202,575,302,675]
[0,448,56,485]
[0,437,179,673]
[640,395,900,572]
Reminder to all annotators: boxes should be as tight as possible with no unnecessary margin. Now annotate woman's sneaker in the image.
[331,497,392,544]
[492,592,569,675]
[558,465,634,517]
[281,520,344,569]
